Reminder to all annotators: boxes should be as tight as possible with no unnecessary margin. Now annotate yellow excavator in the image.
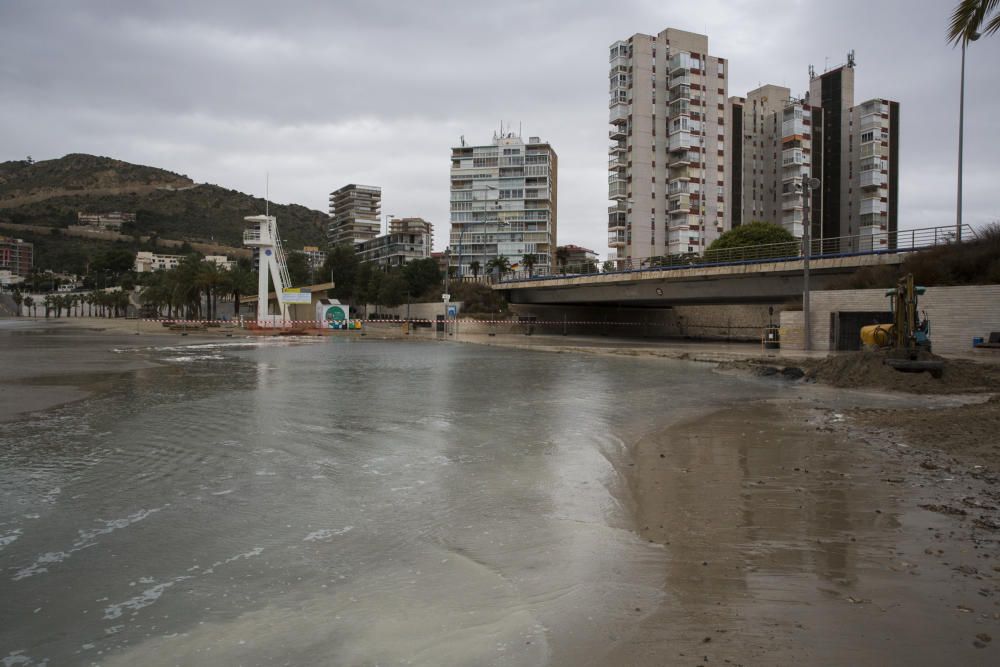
[859,273,943,378]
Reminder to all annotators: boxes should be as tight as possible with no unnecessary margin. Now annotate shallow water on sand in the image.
[1,336,765,665]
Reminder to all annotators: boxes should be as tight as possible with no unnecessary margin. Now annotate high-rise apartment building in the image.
[608,28,728,265]
[449,133,557,276]
[808,57,899,250]
[327,184,382,247]
[727,85,813,237]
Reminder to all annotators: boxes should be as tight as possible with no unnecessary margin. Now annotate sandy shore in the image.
[4,318,999,661]
[0,318,220,421]
[449,330,1000,660]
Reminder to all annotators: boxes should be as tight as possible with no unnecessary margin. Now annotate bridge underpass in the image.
[496,253,901,307]
[491,254,904,341]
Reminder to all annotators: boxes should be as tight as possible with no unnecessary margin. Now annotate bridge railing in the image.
[497,224,977,285]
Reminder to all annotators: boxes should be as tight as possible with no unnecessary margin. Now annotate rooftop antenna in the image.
[847,49,856,67]
[824,56,829,71]
[265,172,270,217]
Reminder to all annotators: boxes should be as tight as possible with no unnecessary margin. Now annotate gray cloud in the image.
[1,0,997,256]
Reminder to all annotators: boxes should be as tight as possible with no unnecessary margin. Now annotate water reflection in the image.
[1,338,769,665]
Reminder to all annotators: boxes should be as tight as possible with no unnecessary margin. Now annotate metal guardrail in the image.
[497,224,977,285]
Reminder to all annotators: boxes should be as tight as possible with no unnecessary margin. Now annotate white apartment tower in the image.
[449,132,558,276]
[727,85,813,237]
[608,28,728,265]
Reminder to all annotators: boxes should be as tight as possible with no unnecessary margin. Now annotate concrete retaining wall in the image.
[509,303,784,341]
[779,285,1000,356]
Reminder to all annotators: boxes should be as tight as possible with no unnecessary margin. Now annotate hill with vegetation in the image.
[0,154,328,250]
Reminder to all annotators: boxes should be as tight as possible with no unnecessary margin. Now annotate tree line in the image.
[11,290,131,318]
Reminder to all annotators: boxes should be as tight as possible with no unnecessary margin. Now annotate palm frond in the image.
[948,0,1000,44]
[986,11,1000,35]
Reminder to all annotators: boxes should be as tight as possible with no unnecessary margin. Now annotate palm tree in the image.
[23,295,34,317]
[196,262,224,320]
[469,260,481,280]
[521,254,538,278]
[486,256,511,282]
[43,295,53,318]
[555,246,570,274]
[141,273,170,318]
[948,0,1000,44]
[114,290,131,317]
[225,264,256,318]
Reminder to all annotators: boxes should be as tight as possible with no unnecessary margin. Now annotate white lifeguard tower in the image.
[243,214,292,325]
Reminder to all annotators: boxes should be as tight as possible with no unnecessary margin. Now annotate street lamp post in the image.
[957,33,979,242]
[799,177,820,352]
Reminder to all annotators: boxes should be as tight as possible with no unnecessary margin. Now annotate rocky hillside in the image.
[0,154,328,249]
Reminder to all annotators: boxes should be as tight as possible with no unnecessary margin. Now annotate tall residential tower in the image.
[608,28,729,265]
[449,132,558,276]
[727,85,813,237]
[327,184,382,247]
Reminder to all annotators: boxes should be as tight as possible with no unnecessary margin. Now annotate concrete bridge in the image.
[494,225,970,307]
[497,253,901,306]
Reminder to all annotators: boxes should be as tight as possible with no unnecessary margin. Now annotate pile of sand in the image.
[804,351,1000,394]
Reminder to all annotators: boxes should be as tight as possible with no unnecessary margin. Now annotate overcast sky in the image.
[2,0,997,256]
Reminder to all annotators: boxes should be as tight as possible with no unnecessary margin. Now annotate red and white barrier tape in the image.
[141,318,656,326]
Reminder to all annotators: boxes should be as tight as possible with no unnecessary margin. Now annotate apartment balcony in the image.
[609,54,629,70]
[668,194,691,213]
[860,113,883,130]
[609,126,627,141]
[609,83,628,102]
[782,210,804,225]
[668,131,694,152]
[668,150,698,167]
[669,85,691,103]
[860,170,887,189]
[667,180,691,196]
[782,150,805,168]
[668,53,691,72]
[669,72,691,88]
[860,197,887,216]
[668,99,690,117]
[608,230,627,247]
[608,142,627,158]
[609,103,630,124]
[859,143,885,159]
[609,180,628,200]
[781,120,807,138]
[608,153,627,169]
[608,211,626,231]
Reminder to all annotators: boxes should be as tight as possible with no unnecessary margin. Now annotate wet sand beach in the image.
[1,319,998,664]
[0,319,218,421]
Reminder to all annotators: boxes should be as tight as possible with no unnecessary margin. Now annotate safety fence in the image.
[139,318,772,342]
[499,223,978,285]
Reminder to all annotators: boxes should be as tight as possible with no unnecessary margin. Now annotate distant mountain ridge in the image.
[0,154,328,249]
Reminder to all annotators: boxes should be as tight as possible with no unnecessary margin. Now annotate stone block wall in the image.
[779,285,1000,356]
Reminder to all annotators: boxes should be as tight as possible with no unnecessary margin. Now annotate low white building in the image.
[134,251,183,273]
[135,252,235,273]
[204,255,236,271]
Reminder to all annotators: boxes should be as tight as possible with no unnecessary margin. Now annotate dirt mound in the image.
[805,351,1000,394]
